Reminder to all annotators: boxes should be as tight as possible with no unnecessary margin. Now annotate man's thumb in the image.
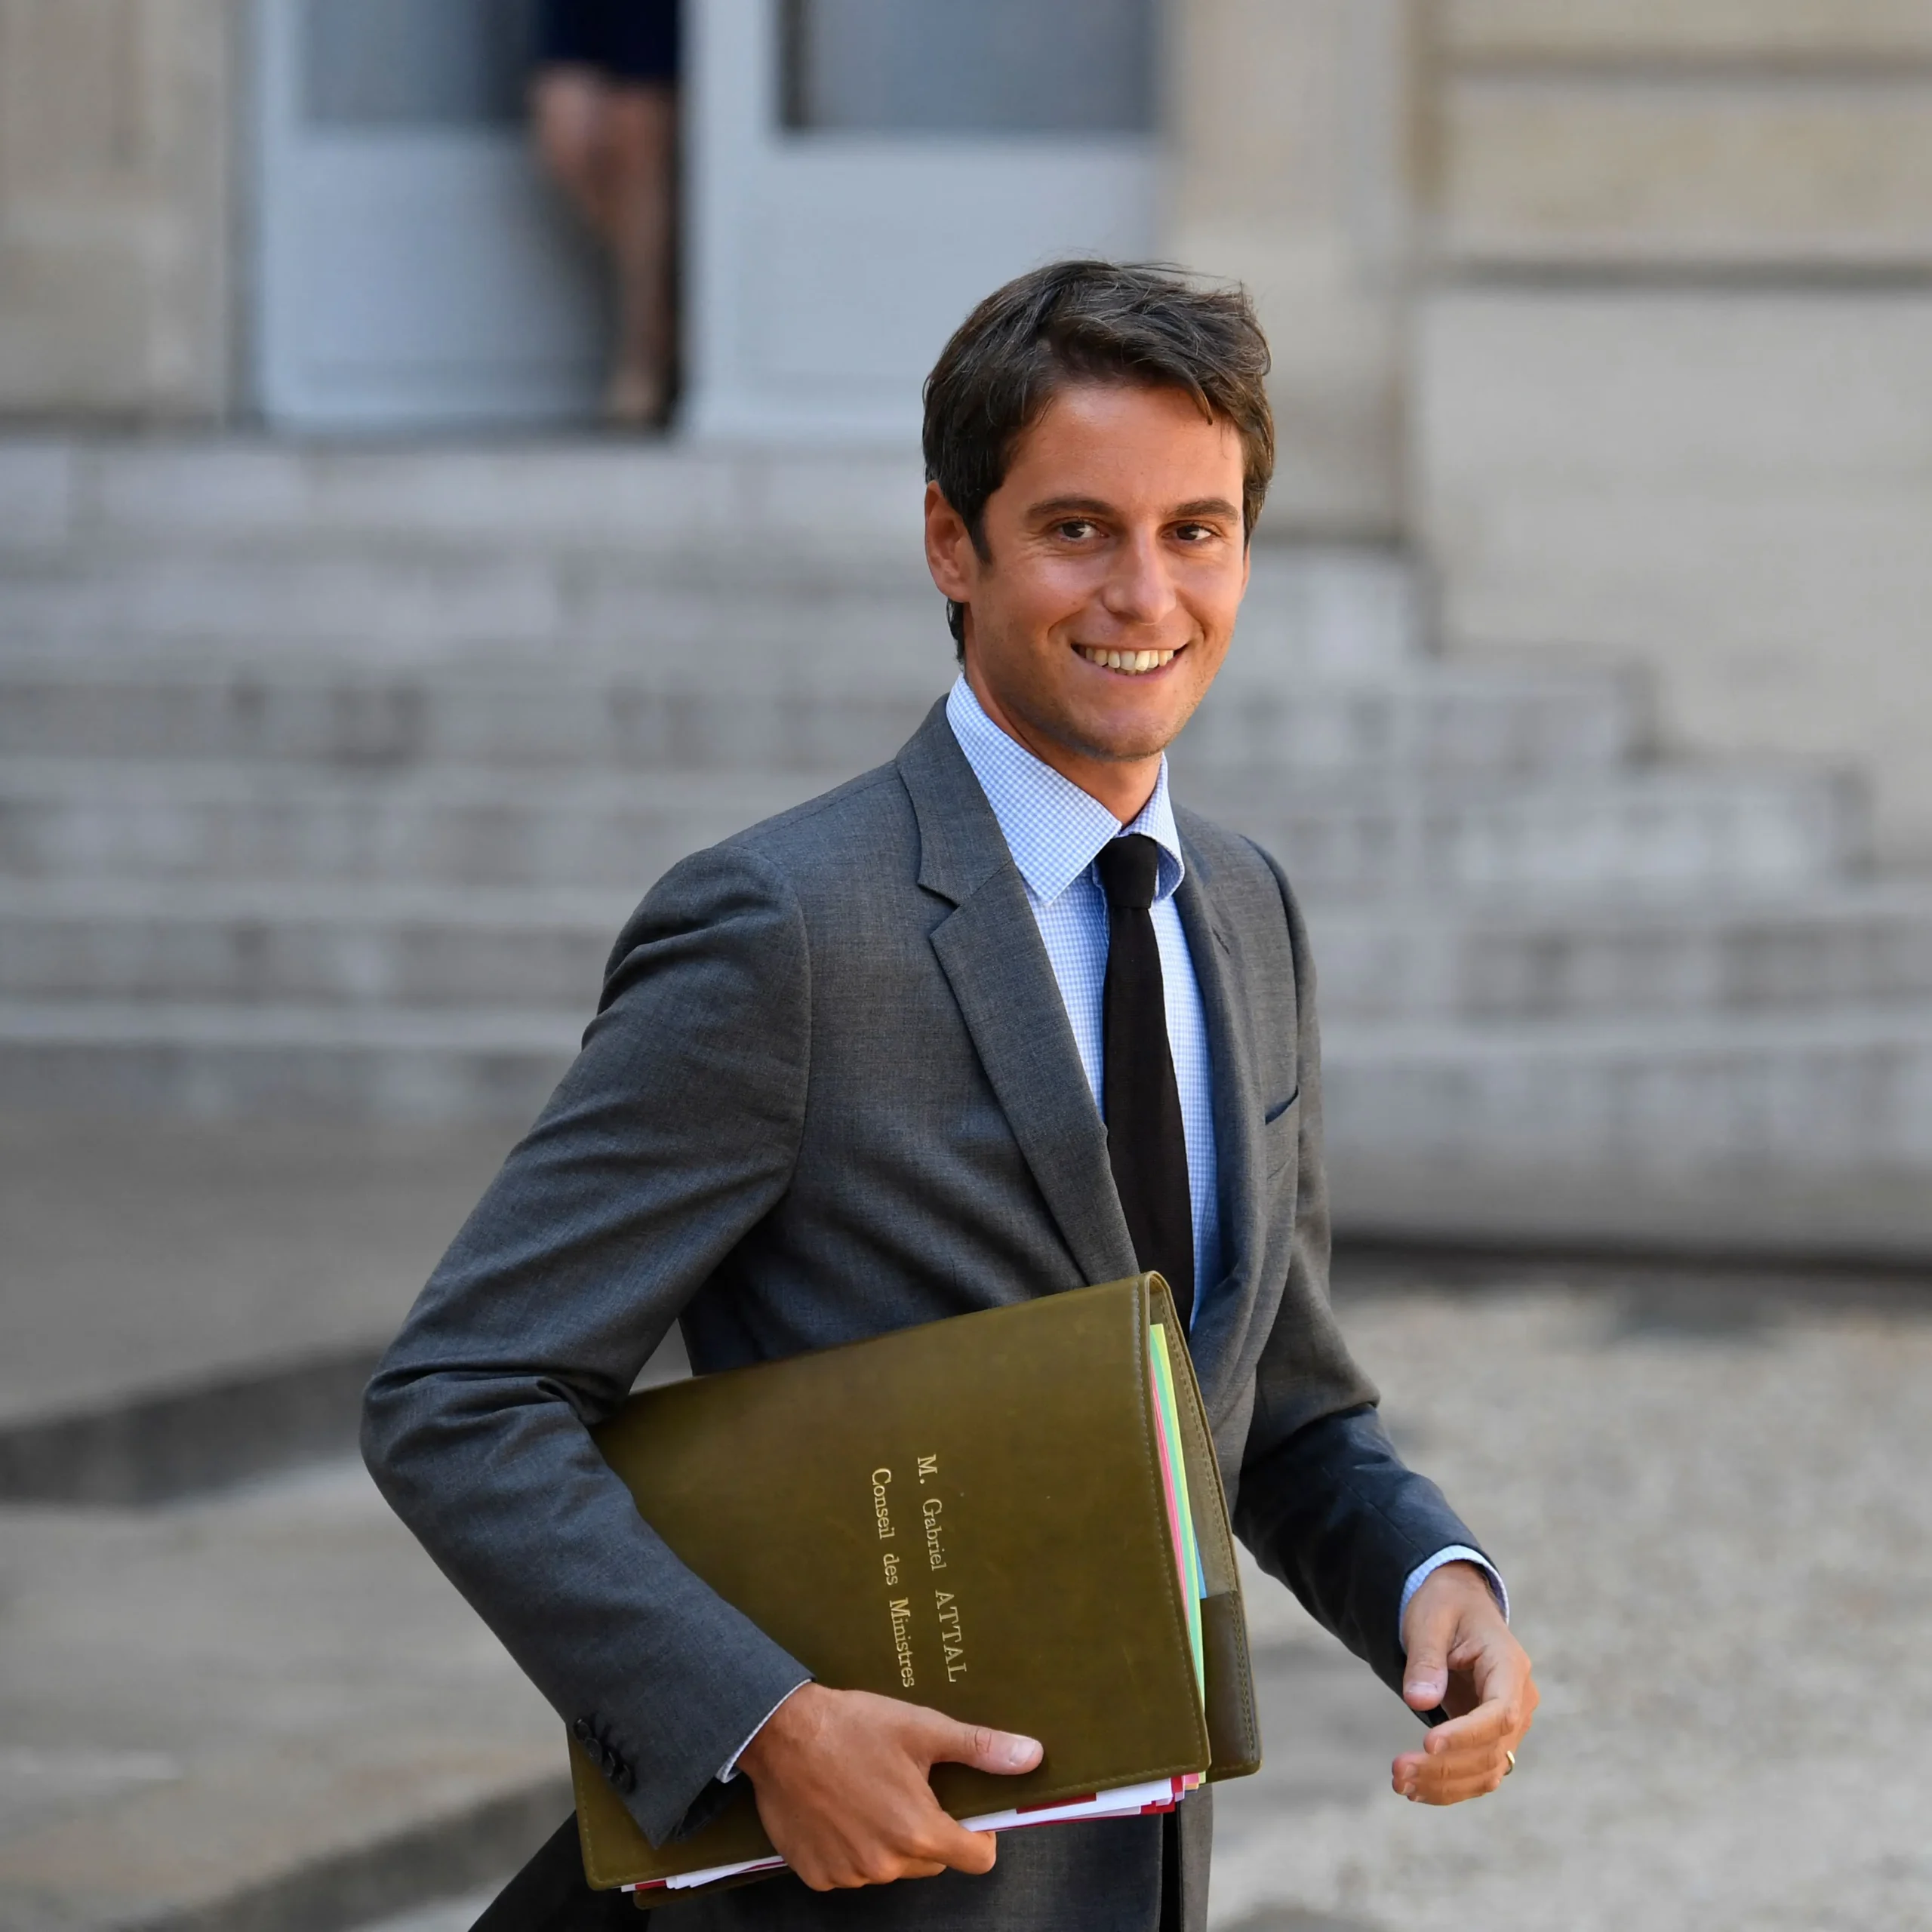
[935,1719,1044,1776]
[1403,1639,1450,1712]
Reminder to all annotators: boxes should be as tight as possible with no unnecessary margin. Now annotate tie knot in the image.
[1096,833,1161,912]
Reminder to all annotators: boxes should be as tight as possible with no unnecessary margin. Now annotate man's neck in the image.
[963,669,1161,825]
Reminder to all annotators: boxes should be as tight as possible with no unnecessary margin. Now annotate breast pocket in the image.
[1261,1089,1300,1180]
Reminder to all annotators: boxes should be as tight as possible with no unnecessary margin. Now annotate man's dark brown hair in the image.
[922,259,1275,651]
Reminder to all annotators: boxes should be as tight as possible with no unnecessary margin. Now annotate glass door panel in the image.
[257,0,606,431]
[782,0,1154,134]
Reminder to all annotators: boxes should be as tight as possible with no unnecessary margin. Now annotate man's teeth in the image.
[1078,647,1177,675]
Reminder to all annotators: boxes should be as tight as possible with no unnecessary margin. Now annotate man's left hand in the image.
[1392,1561,1537,1805]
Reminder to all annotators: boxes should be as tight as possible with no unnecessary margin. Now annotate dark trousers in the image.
[475,1814,645,1930]
[475,1810,1186,1931]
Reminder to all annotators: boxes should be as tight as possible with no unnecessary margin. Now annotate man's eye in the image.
[1055,519,1097,541]
[1174,522,1215,543]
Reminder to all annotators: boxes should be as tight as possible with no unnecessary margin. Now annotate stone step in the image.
[1309,881,1932,1019]
[0,657,1643,777]
[0,758,1863,891]
[0,881,629,1011]
[1324,1004,1932,1168]
[0,543,1419,675]
[1186,766,1865,891]
[0,882,618,1011]
[0,552,952,663]
[1178,663,1644,779]
[1321,1007,1932,1257]
[0,658,942,774]
[6,1004,1930,1255]
[0,1001,580,1119]
[8,878,1932,1018]
[2,438,931,561]
[0,760,815,891]
[0,441,1423,675]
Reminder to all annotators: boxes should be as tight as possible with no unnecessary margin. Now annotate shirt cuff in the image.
[717,1678,812,1784]
[1398,1546,1509,1646]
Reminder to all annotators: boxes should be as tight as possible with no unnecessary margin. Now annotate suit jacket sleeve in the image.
[1230,848,1491,1706]
[361,842,816,1847]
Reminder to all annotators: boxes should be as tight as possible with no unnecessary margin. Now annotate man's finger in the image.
[797,1796,999,1887]
[924,1716,1044,1777]
[1398,1694,1520,1757]
[1400,1758,1509,1806]
[1401,1629,1451,1712]
[1423,1691,1519,1754]
[1395,1732,1511,1780]
[880,1813,999,1881]
[934,1826,999,1877]
[1394,1737,1513,1792]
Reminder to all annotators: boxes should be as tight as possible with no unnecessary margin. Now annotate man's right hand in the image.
[735,1683,1042,1891]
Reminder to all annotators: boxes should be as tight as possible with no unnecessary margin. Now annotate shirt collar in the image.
[946,675,1186,907]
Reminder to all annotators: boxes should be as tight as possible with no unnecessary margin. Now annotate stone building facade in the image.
[0,0,240,420]
[4,0,1929,855]
[1409,3,1932,866]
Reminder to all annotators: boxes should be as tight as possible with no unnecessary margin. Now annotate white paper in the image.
[629,1779,1190,1894]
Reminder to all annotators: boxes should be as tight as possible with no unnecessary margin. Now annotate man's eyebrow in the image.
[1025,494,1243,522]
[1026,494,1117,521]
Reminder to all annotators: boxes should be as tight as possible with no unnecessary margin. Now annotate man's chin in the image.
[991,675,1207,772]
[1055,708,1191,766]
[1076,680,1214,761]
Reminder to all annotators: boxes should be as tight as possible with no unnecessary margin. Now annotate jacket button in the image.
[612,1760,636,1793]
[601,1746,620,1776]
[573,1716,595,1743]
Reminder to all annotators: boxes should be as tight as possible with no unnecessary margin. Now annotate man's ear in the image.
[924,482,977,604]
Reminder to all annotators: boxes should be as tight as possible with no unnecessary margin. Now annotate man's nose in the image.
[1100,531,1177,627]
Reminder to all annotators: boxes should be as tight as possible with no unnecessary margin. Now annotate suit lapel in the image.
[898,705,1140,1289]
[1173,848,1266,1402]
[930,881,1140,1288]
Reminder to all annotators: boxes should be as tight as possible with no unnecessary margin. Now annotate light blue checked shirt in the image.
[946,676,1223,1300]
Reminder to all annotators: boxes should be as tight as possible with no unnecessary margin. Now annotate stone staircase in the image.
[2,438,1930,1256]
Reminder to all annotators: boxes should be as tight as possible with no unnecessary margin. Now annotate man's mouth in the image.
[1075,645,1180,676]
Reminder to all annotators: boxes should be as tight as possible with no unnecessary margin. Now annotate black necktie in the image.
[1095,834,1194,1328]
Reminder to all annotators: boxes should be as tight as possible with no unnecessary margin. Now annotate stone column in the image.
[0,0,239,421]
[1163,0,1420,537]
[1413,0,1932,862]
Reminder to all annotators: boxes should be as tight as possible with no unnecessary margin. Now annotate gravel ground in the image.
[1212,1266,1932,1932]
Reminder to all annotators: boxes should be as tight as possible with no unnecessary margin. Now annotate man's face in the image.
[925,380,1250,791]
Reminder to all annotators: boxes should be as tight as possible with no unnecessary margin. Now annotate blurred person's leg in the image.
[532,66,620,233]
[530,0,678,429]
[598,82,676,426]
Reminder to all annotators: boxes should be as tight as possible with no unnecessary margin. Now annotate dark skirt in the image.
[534,0,680,85]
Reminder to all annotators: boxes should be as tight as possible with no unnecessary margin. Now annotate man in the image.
[364,262,1537,1932]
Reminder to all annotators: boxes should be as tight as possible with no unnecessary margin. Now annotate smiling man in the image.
[365,262,1537,1932]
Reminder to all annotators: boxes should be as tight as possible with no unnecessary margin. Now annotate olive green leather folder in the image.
[571,1273,1260,1894]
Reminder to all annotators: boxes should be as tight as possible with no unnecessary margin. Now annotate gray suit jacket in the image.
[364,701,1483,1931]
